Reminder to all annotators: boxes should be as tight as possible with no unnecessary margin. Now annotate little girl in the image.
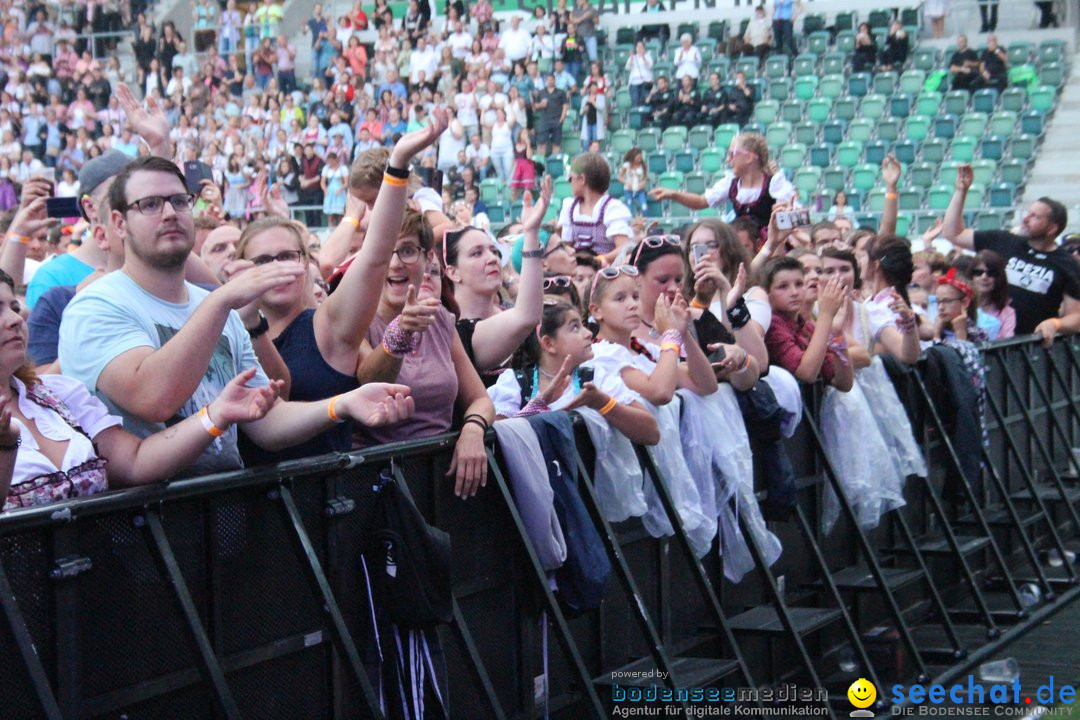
[617,148,648,215]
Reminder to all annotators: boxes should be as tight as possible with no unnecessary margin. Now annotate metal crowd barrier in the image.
[3,335,1080,719]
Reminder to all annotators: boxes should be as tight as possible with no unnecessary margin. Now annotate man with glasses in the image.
[943,163,1080,346]
[58,156,410,475]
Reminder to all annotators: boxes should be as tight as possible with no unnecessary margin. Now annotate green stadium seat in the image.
[638,128,661,153]
[916,91,943,116]
[905,115,932,141]
[1029,86,1056,114]
[627,107,649,130]
[988,110,1018,136]
[922,138,947,163]
[848,118,874,144]
[648,152,668,174]
[770,78,792,102]
[822,52,847,76]
[803,14,826,35]
[1010,134,1037,161]
[766,55,789,79]
[900,70,927,95]
[934,114,958,140]
[685,171,708,195]
[645,198,666,217]
[795,76,818,100]
[819,74,845,99]
[867,188,888,212]
[807,31,831,56]
[823,120,847,145]
[754,100,779,124]
[608,175,624,199]
[836,141,863,168]
[687,125,712,152]
[546,155,566,178]
[611,129,636,155]
[950,135,977,162]
[743,121,767,136]
[894,213,912,237]
[989,182,1016,208]
[809,143,832,167]
[615,86,632,113]
[701,148,725,174]
[714,124,740,150]
[616,27,637,45]
[658,171,684,190]
[794,54,818,76]
[873,72,898,96]
[877,118,901,143]
[960,112,988,137]
[836,30,856,53]
[899,188,924,211]
[795,122,818,145]
[553,177,573,203]
[1000,159,1026,186]
[1039,40,1065,65]
[807,97,832,124]
[563,135,582,156]
[974,210,1008,231]
[677,22,698,41]
[1001,87,1027,112]
[860,94,887,120]
[972,159,996,186]
[912,48,938,72]
[868,8,890,28]
[939,161,963,187]
[852,163,879,192]
[780,143,808,171]
[1008,42,1033,66]
[766,121,793,149]
[736,57,760,77]
[835,10,855,31]
[944,90,969,115]
[893,139,918,165]
[795,167,822,197]
[890,93,913,118]
[928,185,953,210]
[1040,62,1065,88]
[782,100,805,123]
[707,21,727,41]
[822,165,848,192]
[833,96,858,121]
[662,126,688,152]
[848,72,871,97]
[908,162,936,188]
[674,151,696,173]
[973,89,998,113]
[967,184,986,208]
[696,207,720,218]
[1021,110,1044,136]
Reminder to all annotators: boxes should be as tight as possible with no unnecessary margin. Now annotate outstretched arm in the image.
[943,163,975,250]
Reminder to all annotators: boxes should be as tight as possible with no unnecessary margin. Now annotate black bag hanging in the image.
[364,470,453,629]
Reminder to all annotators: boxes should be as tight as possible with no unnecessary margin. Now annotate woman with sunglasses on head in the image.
[227,114,449,465]
[649,133,795,241]
[973,250,1015,340]
[443,177,553,383]
[559,152,634,265]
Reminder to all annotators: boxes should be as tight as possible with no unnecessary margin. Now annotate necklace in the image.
[537,367,556,380]
[532,365,581,399]
[640,318,659,339]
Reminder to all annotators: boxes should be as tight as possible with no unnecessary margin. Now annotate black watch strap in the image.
[247,312,270,340]
[385,163,410,179]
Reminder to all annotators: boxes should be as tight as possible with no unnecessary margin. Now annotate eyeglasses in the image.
[937,295,966,306]
[543,275,572,290]
[393,244,423,264]
[123,193,196,215]
[589,264,639,298]
[632,234,682,265]
[543,241,573,258]
[250,249,304,266]
[971,268,991,277]
[691,240,720,252]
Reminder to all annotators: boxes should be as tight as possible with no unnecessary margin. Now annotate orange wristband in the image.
[690,298,708,310]
[198,405,226,438]
[5,233,30,245]
[383,173,408,187]
[598,396,617,416]
[327,395,345,423]
[341,216,359,228]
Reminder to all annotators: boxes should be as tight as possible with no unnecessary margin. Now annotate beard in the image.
[126,227,192,270]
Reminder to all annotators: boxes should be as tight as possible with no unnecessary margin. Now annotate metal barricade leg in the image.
[0,561,65,720]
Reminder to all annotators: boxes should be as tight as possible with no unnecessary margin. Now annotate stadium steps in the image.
[1022,52,1080,213]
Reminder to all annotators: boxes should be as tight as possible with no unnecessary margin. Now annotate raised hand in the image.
[540,355,573,405]
[339,383,415,427]
[261,181,290,219]
[725,262,747,311]
[818,276,846,319]
[116,82,170,155]
[398,284,441,334]
[214,258,306,311]
[565,381,609,411]
[666,291,691,334]
[692,257,721,305]
[881,154,901,190]
[0,394,21,450]
[9,195,56,242]
[520,175,553,231]
[831,292,852,335]
[955,163,974,193]
[208,368,282,425]
[389,105,450,166]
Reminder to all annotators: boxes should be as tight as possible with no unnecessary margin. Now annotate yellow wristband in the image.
[5,233,30,245]
[598,396,617,416]
[690,298,708,310]
[198,405,226,438]
[383,173,408,187]
[1051,317,1063,331]
[328,394,345,423]
[660,342,681,355]
[885,192,898,200]
[342,216,359,228]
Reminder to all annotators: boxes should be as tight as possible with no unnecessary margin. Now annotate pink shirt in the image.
[985,302,1017,339]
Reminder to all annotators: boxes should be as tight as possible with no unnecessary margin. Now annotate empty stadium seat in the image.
[848,119,874,144]
[865,139,890,165]
[852,163,880,192]
[877,118,901,143]
[836,141,863,168]
[944,90,969,115]
[1021,110,1045,136]
[833,96,858,121]
[922,138,947,163]
[916,91,943,116]
[1001,87,1027,112]
[979,135,1006,161]
[973,89,998,113]
[900,70,927,94]
[960,112,989,138]
[890,93,914,118]
[860,94,887,120]
[950,135,977,162]
[1029,86,1056,114]
[905,115,932,141]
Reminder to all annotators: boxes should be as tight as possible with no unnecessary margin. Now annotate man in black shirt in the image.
[533,74,568,157]
[645,75,674,129]
[949,35,981,93]
[944,163,1080,345]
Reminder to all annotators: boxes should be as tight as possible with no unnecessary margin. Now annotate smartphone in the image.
[183,161,214,196]
[775,210,810,230]
[797,209,811,227]
[46,196,81,218]
[692,243,710,264]
[708,345,726,364]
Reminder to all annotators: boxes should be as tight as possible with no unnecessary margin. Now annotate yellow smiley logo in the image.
[847,678,877,709]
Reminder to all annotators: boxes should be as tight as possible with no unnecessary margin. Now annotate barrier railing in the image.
[3,335,1080,719]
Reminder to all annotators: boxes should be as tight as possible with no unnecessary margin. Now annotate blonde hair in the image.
[735,132,770,172]
[349,146,421,195]
[236,216,310,261]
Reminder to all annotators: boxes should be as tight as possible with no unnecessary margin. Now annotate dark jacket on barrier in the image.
[921,344,984,503]
[525,412,612,616]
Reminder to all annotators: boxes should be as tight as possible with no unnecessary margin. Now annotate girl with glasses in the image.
[973,250,1015,340]
[229,115,451,465]
[934,269,986,344]
[650,133,795,244]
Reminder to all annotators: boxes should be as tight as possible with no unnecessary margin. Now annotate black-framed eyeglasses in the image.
[542,241,573,258]
[250,250,304,266]
[393,244,423,264]
[543,275,572,289]
[123,193,196,215]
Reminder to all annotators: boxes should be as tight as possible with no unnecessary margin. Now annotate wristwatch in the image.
[247,311,270,340]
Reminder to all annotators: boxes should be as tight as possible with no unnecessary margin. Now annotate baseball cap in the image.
[77,150,134,220]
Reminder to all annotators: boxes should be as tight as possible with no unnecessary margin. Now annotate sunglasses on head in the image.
[543,275,572,289]
[589,264,639,298]
[631,234,682,265]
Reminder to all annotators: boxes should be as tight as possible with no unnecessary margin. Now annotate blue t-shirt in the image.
[26,253,94,309]
[58,271,268,476]
[27,284,76,365]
